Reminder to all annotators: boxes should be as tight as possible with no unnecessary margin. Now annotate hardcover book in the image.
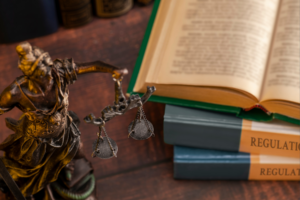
[127,0,300,124]
[164,105,300,158]
[174,146,300,180]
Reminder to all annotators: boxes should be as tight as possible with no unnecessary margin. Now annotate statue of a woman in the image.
[0,42,128,199]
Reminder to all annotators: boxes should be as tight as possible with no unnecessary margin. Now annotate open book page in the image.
[261,0,300,103]
[150,0,279,99]
[142,0,176,86]
[134,0,175,92]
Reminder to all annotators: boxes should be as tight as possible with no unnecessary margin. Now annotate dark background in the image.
[0,4,299,200]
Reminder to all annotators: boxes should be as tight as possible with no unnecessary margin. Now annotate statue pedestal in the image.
[33,158,96,200]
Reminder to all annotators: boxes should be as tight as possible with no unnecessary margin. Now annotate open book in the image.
[128,0,300,123]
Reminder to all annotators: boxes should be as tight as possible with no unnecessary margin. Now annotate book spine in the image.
[174,160,250,180]
[164,119,241,151]
[174,146,300,180]
[240,120,300,158]
[165,116,300,158]
[0,0,59,43]
[174,146,250,180]
[249,155,300,180]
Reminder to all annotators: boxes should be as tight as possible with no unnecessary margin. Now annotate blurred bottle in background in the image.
[136,0,153,6]
[58,0,93,28]
[95,0,133,18]
[0,0,59,44]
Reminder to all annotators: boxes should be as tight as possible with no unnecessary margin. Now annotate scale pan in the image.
[92,137,118,159]
[128,119,154,140]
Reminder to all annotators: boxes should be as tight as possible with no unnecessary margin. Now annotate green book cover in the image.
[127,0,300,125]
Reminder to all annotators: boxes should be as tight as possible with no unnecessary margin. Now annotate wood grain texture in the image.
[0,3,299,200]
[97,161,300,200]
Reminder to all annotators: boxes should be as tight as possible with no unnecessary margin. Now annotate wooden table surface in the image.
[0,3,299,200]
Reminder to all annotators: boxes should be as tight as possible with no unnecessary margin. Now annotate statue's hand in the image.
[112,68,128,80]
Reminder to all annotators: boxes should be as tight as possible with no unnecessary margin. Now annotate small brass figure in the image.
[0,42,155,200]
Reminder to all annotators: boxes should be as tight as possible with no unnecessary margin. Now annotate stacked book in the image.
[128,0,300,180]
[165,105,300,180]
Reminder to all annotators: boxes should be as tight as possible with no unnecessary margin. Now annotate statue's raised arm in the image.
[75,60,128,80]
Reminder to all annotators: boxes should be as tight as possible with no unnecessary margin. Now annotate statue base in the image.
[33,158,96,200]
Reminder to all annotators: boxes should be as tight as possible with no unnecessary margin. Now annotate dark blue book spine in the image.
[164,105,242,151]
[0,0,59,43]
[174,146,250,180]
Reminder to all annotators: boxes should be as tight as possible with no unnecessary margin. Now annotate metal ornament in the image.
[128,119,154,140]
[84,77,156,159]
[92,137,118,159]
[128,107,154,140]
[91,125,118,159]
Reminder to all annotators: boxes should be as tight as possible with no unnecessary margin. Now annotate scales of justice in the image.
[0,42,156,200]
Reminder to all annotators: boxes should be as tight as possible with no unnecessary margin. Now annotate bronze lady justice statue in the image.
[0,42,129,199]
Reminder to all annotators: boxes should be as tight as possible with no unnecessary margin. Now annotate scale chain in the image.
[91,126,103,157]
[128,107,141,138]
[102,126,117,157]
[140,106,154,136]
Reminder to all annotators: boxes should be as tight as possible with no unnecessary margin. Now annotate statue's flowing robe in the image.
[0,58,80,197]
